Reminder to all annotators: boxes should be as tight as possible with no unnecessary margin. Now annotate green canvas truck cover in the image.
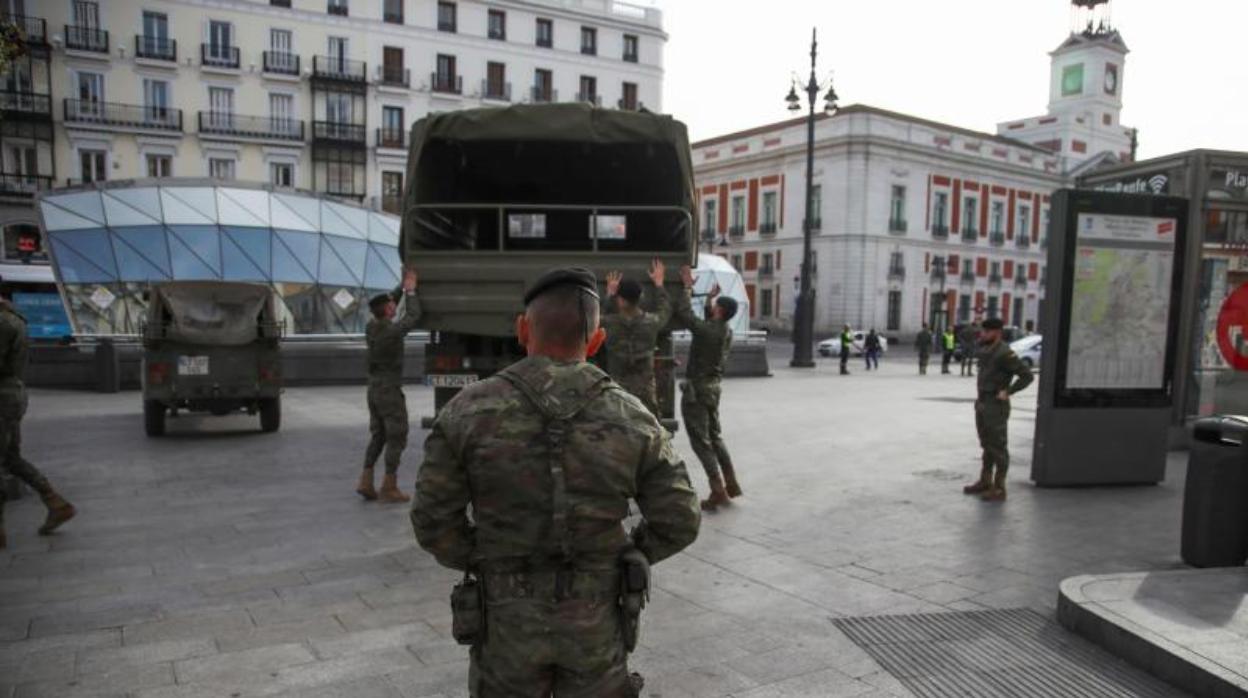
[147,281,275,346]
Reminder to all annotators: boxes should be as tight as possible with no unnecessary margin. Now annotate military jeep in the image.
[141,281,283,436]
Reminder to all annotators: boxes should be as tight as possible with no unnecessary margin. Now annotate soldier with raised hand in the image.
[600,259,672,416]
[963,317,1033,502]
[357,267,420,503]
[411,267,700,697]
[675,265,740,512]
[0,292,75,549]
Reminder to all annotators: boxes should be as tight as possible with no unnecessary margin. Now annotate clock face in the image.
[1061,64,1084,96]
[1104,65,1118,95]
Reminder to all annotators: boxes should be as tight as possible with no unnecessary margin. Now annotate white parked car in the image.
[1010,335,1042,369]
[818,330,888,358]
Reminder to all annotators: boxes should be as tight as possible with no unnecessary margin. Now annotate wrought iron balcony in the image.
[327,2,348,16]
[989,231,1005,246]
[888,265,906,280]
[530,86,557,103]
[10,16,47,46]
[931,223,949,238]
[263,51,299,76]
[65,25,108,53]
[432,73,462,94]
[1015,274,1028,289]
[481,80,511,101]
[930,268,946,281]
[314,56,366,82]
[961,227,978,242]
[384,11,404,24]
[577,93,601,106]
[201,44,240,69]
[728,225,744,238]
[760,222,777,236]
[198,112,304,141]
[380,65,409,88]
[64,99,182,131]
[888,218,907,233]
[0,173,52,198]
[376,127,404,149]
[0,91,51,118]
[807,217,822,232]
[988,274,1003,286]
[960,271,975,283]
[311,120,366,144]
[624,50,638,63]
[1016,235,1031,249]
[135,35,176,61]
[758,265,775,279]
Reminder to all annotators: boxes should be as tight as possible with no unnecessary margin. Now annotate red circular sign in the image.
[1216,283,1248,370]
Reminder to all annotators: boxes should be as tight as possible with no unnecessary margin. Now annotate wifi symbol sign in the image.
[1147,174,1168,194]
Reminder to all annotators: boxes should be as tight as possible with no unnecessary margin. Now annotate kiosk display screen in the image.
[1066,213,1178,389]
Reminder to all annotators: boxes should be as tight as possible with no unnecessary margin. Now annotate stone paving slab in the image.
[0,347,1194,696]
[1059,568,1248,697]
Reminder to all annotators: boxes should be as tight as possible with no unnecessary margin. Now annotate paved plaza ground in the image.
[0,344,1193,697]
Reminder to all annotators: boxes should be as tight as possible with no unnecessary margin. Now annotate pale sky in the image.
[656,0,1248,160]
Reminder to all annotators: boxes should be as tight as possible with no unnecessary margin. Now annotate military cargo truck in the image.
[401,104,696,427]
[141,281,283,436]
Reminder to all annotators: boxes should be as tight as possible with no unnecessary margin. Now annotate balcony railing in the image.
[311,120,366,143]
[64,99,183,131]
[481,80,511,101]
[65,25,108,53]
[960,271,975,283]
[376,127,404,149]
[438,18,457,32]
[758,266,774,279]
[10,16,47,45]
[380,66,409,87]
[759,222,777,235]
[577,93,602,107]
[1015,275,1028,289]
[198,112,304,141]
[314,56,366,82]
[432,73,462,94]
[263,51,299,75]
[327,2,348,16]
[728,225,744,238]
[931,223,949,238]
[989,231,1005,246]
[384,11,404,24]
[807,217,822,232]
[888,265,906,280]
[624,51,638,63]
[0,91,51,117]
[135,35,176,61]
[0,173,52,198]
[201,44,240,69]
[961,227,978,242]
[930,268,946,281]
[988,274,1003,286]
[381,194,402,215]
[531,87,557,103]
[888,218,907,233]
[1016,235,1032,249]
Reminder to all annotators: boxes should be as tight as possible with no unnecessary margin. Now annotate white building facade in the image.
[692,106,1064,339]
[0,0,664,235]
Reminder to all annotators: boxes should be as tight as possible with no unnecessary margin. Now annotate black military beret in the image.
[524,267,600,305]
[616,278,642,304]
[981,317,1004,330]
[368,293,393,311]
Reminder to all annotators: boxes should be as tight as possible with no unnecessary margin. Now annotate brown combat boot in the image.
[355,467,378,501]
[962,468,992,495]
[721,465,742,499]
[378,474,410,503]
[37,492,76,535]
[700,477,731,512]
[981,470,1007,502]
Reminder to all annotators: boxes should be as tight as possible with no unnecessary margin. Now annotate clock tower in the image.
[997,0,1136,174]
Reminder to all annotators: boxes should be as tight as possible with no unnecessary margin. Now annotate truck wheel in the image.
[260,398,281,433]
[144,401,166,437]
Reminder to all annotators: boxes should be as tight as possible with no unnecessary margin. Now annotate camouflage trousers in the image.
[0,393,51,510]
[974,398,1010,474]
[680,382,733,482]
[364,383,409,474]
[615,371,658,417]
[470,569,635,697]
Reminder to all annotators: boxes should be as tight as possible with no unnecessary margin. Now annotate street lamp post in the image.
[787,28,837,368]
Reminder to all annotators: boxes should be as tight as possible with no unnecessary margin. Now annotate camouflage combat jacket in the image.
[600,285,671,402]
[976,340,1033,399]
[0,300,27,401]
[674,291,732,401]
[365,291,422,387]
[411,355,700,571]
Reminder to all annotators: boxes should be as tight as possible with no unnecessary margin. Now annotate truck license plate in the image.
[427,374,478,389]
[177,355,210,376]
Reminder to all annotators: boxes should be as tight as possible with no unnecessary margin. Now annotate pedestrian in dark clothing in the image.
[915,324,933,375]
[959,323,979,377]
[864,329,881,370]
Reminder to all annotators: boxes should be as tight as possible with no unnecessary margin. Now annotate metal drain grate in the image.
[834,608,1185,697]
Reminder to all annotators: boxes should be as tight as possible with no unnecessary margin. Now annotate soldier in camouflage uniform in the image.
[674,265,740,512]
[600,259,671,416]
[963,317,1033,502]
[358,267,421,503]
[411,267,700,697]
[0,295,75,549]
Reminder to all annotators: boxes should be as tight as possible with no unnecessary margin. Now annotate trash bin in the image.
[1182,415,1248,567]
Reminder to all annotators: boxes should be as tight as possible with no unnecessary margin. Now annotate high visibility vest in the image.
[943,333,955,350]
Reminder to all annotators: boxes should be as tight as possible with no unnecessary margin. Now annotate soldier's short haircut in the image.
[716,296,739,321]
[526,285,600,349]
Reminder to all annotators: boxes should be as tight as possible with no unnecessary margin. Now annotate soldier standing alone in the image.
[411,267,700,696]
[600,259,671,415]
[959,322,979,377]
[675,265,740,512]
[915,323,933,375]
[357,268,420,503]
[0,294,75,548]
[963,317,1033,502]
